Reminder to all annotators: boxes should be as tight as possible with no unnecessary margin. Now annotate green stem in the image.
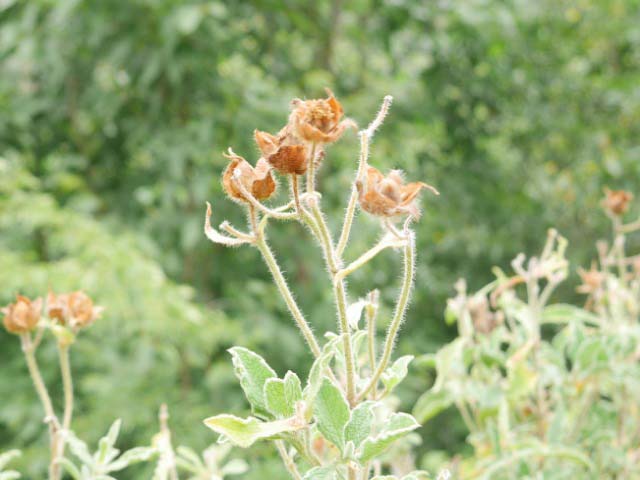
[20,334,60,480]
[358,232,415,402]
[365,290,379,376]
[275,440,303,480]
[255,233,322,358]
[56,344,74,469]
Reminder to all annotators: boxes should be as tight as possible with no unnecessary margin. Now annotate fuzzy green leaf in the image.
[107,447,156,472]
[203,415,302,448]
[264,378,288,418]
[412,389,453,424]
[381,355,414,393]
[302,466,338,480]
[359,413,420,462]
[229,347,277,418]
[314,378,350,451]
[345,401,375,449]
[0,451,20,472]
[305,348,335,405]
[283,371,303,409]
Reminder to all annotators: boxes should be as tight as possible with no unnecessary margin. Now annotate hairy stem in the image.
[20,334,60,480]
[275,440,302,480]
[358,231,415,401]
[255,233,322,358]
[365,290,379,375]
[336,236,405,282]
[56,344,74,470]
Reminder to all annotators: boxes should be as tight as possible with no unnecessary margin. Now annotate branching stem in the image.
[358,231,415,401]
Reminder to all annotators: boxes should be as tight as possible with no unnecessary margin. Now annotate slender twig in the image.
[365,290,379,374]
[291,175,303,216]
[335,236,406,282]
[336,96,393,257]
[275,440,302,480]
[57,344,74,466]
[358,231,415,402]
[20,333,61,480]
[255,233,322,358]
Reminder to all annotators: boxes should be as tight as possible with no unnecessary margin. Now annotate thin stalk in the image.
[335,237,405,282]
[291,175,303,215]
[304,142,357,403]
[275,440,302,480]
[358,232,415,402]
[56,343,74,471]
[365,290,379,375]
[306,147,316,194]
[20,334,60,480]
[255,233,322,358]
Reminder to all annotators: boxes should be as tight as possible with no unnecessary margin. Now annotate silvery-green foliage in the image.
[174,443,248,480]
[0,450,21,480]
[59,420,156,480]
[416,226,640,479]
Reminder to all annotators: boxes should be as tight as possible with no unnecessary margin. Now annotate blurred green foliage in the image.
[1,0,639,477]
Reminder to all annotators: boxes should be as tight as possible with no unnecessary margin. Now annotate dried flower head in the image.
[602,188,633,217]
[467,295,500,334]
[288,89,355,144]
[356,166,438,219]
[67,291,103,328]
[47,291,69,322]
[254,128,308,175]
[2,295,42,334]
[576,263,605,295]
[222,150,276,202]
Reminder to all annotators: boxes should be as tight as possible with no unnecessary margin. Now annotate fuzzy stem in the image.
[291,175,303,216]
[365,290,379,375]
[275,440,302,480]
[20,333,60,480]
[335,236,405,282]
[56,343,74,469]
[255,233,322,358]
[336,131,369,257]
[358,231,415,401]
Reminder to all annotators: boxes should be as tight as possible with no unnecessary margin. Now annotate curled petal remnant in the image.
[255,128,308,175]
[357,166,438,219]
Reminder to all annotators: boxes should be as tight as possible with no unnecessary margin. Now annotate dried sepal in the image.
[2,295,42,334]
[288,89,356,144]
[47,291,103,329]
[204,202,251,247]
[222,149,276,203]
[602,188,633,217]
[357,166,438,219]
[576,262,605,295]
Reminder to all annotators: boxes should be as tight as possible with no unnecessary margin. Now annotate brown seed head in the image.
[356,166,438,219]
[602,188,633,216]
[254,128,309,175]
[288,89,355,144]
[67,291,103,328]
[576,263,605,295]
[2,295,42,334]
[222,150,276,202]
[47,291,69,323]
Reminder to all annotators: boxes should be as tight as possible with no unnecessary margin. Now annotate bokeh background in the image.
[1,0,640,477]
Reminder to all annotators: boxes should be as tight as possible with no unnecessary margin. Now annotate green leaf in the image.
[345,401,375,449]
[0,472,21,480]
[381,355,414,393]
[229,347,277,418]
[57,458,81,480]
[541,304,600,326]
[107,447,156,472]
[0,451,20,471]
[283,371,303,409]
[264,378,288,418]
[302,466,338,480]
[203,415,302,448]
[314,378,350,452]
[412,389,453,423]
[359,413,420,462]
[305,348,335,406]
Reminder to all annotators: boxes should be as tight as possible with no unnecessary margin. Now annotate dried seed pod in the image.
[602,188,633,216]
[255,128,308,175]
[67,291,103,328]
[357,166,437,219]
[288,89,355,144]
[2,295,42,334]
[222,150,276,202]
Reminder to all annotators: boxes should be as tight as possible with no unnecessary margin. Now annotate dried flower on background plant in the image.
[357,166,438,219]
[576,262,605,295]
[2,295,42,334]
[602,188,633,217]
[222,150,276,203]
[288,89,355,144]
